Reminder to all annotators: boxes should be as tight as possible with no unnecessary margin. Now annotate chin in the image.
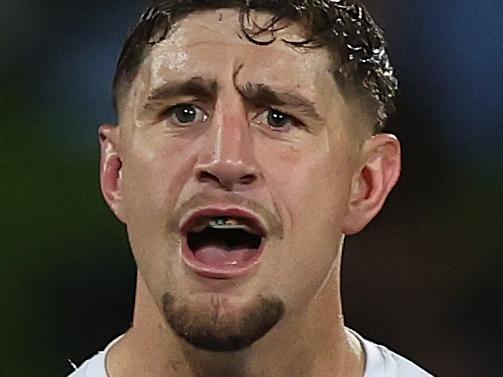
[163,292,285,352]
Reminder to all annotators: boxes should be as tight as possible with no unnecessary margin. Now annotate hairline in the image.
[114,6,383,132]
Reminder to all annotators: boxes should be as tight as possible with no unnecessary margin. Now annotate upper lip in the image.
[180,206,268,237]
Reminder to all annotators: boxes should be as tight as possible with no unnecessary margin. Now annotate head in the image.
[100,0,400,353]
[113,0,398,130]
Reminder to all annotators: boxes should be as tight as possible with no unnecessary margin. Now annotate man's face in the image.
[112,9,368,351]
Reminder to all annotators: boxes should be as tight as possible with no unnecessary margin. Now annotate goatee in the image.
[163,292,285,352]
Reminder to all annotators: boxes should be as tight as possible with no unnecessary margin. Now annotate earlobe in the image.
[342,134,401,235]
[99,124,126,223]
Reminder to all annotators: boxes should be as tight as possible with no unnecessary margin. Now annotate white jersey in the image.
[67,331,433,377]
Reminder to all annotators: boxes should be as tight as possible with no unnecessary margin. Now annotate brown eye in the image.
[166,104,208,125]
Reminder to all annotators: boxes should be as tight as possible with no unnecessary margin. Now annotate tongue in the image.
[194,246,257,267]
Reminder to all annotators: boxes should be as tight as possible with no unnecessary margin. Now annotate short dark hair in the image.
[113,0,398,130]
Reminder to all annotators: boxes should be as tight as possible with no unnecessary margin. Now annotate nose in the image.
[194,104,260,191]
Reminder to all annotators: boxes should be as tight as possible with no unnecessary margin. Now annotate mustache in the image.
[169,191,283,238]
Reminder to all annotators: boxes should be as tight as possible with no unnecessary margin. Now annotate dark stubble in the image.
[163,292,285,352]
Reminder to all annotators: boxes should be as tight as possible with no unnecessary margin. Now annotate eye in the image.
[165,104,208,126]
[256,108,297,131]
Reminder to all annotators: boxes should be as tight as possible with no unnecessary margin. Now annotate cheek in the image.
[257,142,352,298]
[260,142,353,224]
[120,136,197,295]
[121,134,195,234]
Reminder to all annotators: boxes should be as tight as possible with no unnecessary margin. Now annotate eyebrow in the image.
[239,82,324,122]
[145,77,218,106]
[144,77,324,122]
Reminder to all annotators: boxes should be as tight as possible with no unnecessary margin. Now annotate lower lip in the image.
[181,238,265,279]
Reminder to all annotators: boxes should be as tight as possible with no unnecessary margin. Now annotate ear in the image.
[342,133,401,235]
[99,124,126,223]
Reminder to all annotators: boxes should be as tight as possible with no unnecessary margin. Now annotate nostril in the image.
[197,171,219,183]
[239,174,257,185]
[197,170,257,187]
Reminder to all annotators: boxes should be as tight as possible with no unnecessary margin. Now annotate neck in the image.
[107,270,364,377]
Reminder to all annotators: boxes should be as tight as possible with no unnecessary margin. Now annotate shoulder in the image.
[64,335,123,377]
[350,329,435,377]
[65,352,105,377]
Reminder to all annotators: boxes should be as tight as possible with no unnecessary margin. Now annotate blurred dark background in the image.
[1,0,502,376]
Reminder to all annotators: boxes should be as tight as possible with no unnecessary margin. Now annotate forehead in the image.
[132,9,342,106]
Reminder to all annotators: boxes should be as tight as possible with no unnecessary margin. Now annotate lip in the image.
[179,207,268,279]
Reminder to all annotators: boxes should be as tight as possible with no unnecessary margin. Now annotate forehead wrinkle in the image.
[233,62,244,80]
[134,11,338,119]
[240,82,325,122]
[232,62,245,89]
[232,60,326,121]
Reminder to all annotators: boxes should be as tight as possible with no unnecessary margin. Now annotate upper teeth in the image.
[208,217,247,230]
[190,216,258,233]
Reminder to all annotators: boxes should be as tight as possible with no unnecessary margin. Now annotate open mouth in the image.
[181,211,267,278]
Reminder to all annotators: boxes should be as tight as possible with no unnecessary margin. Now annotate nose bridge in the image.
[195,89,258,189]
[214,93,252,162]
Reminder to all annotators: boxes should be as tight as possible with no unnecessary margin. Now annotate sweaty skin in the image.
[100,9,400,377]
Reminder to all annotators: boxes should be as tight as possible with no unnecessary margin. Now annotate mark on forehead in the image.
[233,63,245,85]
[238,82,324,122]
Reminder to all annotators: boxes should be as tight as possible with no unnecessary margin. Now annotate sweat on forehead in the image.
[112,0,398,131]
[141,11,325,87]
[129,15,335,132]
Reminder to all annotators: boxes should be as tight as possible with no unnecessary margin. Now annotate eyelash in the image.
[163,103,209,126]
[161,103,303,132]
